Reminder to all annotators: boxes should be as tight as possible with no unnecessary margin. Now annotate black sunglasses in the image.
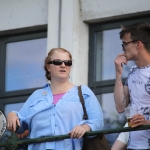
[48,59,72,66]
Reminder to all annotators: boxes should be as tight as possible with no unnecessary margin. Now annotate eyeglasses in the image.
[48,59,72,66]
[122,40,138,50]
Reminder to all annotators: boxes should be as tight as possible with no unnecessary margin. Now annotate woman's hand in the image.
[130,114,147,127]
[7,112,20,132]
[69,124,90,139]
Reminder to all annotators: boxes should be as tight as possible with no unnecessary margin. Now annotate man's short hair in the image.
[120,22,150,52]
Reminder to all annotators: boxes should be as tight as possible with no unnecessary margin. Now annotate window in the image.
[5,38,47,92]
[88,15,150,146]
[0,29,47,144]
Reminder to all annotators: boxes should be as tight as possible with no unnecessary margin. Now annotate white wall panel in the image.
[0,0,48,31]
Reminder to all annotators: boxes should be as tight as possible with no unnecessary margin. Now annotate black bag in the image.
[78,86,110,150]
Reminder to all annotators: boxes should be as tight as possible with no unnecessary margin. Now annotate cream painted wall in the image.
[47,0,89,85]
[0,0,48,31]
[80,0,150,22]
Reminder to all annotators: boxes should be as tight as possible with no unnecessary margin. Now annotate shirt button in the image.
[55,125,57,126]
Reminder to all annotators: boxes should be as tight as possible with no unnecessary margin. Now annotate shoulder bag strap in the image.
[78,86,88,120]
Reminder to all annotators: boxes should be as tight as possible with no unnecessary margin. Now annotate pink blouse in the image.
[52,93,66,104]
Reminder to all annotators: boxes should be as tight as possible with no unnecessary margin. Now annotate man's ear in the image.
[136,41,143,49]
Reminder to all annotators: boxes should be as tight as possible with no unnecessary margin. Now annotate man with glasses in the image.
[114,22,150,150]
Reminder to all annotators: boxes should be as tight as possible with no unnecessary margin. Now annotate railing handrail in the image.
[1,125,150,149]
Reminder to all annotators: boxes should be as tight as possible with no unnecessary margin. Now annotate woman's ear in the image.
[47,64,51,72]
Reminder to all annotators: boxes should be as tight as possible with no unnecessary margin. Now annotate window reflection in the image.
[95,29,135,81]
[5,38,47,91]
[4,102,24,116]
[97,93,126,146]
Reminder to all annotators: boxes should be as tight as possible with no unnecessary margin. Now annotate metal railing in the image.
[0,125,150,150]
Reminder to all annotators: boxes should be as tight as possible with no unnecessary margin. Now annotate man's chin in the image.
[125,56,129,60]
[126,57,132,61]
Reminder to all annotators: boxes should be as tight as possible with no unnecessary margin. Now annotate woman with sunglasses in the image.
[7,48,104,150]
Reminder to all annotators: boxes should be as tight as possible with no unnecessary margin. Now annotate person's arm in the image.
[114,79,129,112]
[70,85,104,138]
[7,90,40,133]
[112,123,128,150]
[114,54,129,112]
[111,140,127,150]
[77,85,104,130]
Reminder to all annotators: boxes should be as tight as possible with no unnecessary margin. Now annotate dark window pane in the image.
[95,29,135,81]
[4,102,24,116]
[96,93,126,146]
[5,38,47,91]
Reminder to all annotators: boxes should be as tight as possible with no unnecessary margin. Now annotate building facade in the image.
[1,0,150,146]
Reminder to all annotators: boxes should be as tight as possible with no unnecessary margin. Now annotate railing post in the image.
[5,132,18,150]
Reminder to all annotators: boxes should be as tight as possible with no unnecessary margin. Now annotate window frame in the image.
[0,31,47,98]
[0,27,47,113]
